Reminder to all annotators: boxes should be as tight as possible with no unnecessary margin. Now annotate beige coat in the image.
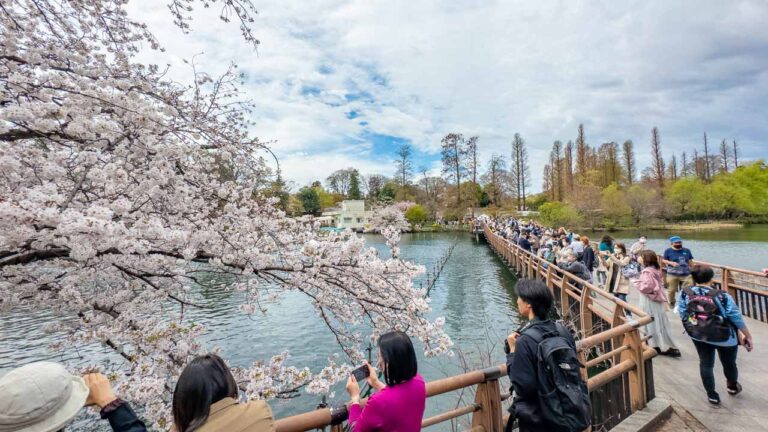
[609,254,631,294]
[197,397,275,432]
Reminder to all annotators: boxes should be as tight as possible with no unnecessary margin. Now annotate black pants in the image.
[692,340,739,395]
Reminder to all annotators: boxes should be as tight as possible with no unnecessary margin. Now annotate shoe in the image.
[662,348,681,358]
[654,347,662,354]
[707,392,721,405]
[727,382,742,396]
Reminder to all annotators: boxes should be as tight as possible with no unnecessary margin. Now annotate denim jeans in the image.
[692,340,739,395]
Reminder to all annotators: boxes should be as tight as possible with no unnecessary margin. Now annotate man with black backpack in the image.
[504,279,591,432]
[678,265,754,406]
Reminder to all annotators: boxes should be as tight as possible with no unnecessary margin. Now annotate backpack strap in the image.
[682,285,696,299]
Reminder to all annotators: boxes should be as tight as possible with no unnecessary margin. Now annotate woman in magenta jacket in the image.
[345,331,426,431]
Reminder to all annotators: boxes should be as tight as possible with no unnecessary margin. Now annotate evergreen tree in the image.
[298,186,321,215]
[348,170,362,199]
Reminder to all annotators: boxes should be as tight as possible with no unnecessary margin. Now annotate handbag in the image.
[621,261,640,279]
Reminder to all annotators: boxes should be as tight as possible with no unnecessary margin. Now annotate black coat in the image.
[506,319,578,431]
[102,401,147,432]
[581,246,596,272]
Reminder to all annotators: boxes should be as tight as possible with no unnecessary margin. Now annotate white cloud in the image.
[127,0,768,190]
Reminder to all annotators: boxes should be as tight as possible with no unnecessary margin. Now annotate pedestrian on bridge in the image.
[678,265,754,406]
[663,236,694,307]
[504,279,591,432]
[634,250,681,358]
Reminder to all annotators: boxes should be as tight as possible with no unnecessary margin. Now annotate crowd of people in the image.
[485,215,755,409]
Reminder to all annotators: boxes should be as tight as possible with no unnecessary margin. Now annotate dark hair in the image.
[615,243,627,255]
[515,279,553,320]
[601,235,613,246]
[173,354,239,432]
[378,331,418,386]
[637,250,659,269]
[690,265,714,284]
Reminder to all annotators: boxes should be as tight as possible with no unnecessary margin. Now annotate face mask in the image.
[639,238,646,244]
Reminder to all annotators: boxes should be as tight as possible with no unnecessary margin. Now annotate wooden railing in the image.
[273,225,656,432]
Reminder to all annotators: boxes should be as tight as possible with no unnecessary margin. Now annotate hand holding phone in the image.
[352,364,370,381]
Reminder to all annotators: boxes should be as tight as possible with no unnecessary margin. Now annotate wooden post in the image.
[722,268,736,299]
[560,276,569,318]
[621,329,647,411]
[611,303,625,366]
[580,283,594,338]
[527,254,534,279]
[471,381,503,432]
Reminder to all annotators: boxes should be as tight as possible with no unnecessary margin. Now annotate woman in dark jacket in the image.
[580,236,596,276]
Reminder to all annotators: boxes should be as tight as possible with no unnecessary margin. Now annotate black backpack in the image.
[681,286,733,343]
[506,323,591,432]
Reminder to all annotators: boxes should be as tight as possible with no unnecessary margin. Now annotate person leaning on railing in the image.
[0,362,147,432]
[345,331,426,432]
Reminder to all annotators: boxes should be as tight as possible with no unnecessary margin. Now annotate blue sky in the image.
[130,0,768,192]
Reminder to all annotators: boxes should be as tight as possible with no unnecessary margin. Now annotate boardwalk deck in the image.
[651,308,768,432]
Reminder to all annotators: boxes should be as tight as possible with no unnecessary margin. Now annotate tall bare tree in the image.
[650,127,665,191]
[703,132,711,181]
[733,140,739,168]
[366,174,386,199]
[394,143,414,186]
[510,133,531,210]
[668,154,678,181]
[575,124,588,180]
[680,152,689,177]
[550,141,564,200]
[441,133,466,205]
[719,139,730,173]
[465,136,479,184]
[564,140,574,192]
[622,140,636,186]
[598,141,620,186]
[542,164,553,200]
[482,154,508,206]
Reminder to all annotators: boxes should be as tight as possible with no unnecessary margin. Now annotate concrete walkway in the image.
[650,309,768,432]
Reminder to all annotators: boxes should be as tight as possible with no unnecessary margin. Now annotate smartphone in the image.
[352,364,370,381]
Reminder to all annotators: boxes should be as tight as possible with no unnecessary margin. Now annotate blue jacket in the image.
[678,285,746,347]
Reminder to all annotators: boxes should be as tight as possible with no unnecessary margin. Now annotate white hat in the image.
[0,362,89,432]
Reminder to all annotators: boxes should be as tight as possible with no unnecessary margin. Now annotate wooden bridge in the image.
[274,225,660,431]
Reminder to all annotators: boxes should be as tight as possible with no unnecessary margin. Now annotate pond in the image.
[590,224,768,271]
[2,228,766,429]
[0,232,522,428]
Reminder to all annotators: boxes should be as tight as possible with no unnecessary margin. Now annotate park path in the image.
[637,300,768,431]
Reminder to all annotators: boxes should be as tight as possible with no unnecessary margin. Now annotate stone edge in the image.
[611,398,673,432]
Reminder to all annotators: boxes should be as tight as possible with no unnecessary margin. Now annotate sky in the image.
[128,0,768,193]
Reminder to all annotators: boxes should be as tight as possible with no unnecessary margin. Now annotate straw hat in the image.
[0,362,89,432]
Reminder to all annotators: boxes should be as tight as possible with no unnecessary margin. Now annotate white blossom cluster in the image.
[0,1,451,428]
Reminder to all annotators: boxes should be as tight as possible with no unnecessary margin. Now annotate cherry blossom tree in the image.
[0,1,450,428]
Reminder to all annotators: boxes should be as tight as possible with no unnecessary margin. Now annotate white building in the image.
[321,200,372,231]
